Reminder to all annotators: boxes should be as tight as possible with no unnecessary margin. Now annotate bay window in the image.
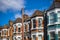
[49,12,57,24]
[33,19,36,28]
[58,11,60,22]
[49,13,54,24]
[50,32,55,40]
[38,18,42,28]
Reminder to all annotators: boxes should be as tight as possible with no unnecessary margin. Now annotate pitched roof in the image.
[31,10,43,17]
[3,25,9,29]
[48,0,60,11]
[23,14,29,21]
[14,18,22,24]
[0,27,3,31]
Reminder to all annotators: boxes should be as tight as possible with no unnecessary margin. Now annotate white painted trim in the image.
[31,17,43,30]
[2,38,7,40]
[2,29,8,31]
[1,29,8,36]
[31,32,43,40]
[16,23,22,28]
[47,21,60,26]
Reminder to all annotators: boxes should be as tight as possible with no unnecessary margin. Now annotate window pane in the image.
[18,28,20,32]
[18,24,20,26]
[49,12,57,24]
[38,35,42,40]
[33,35,36,40]
[50,32,55,40]
[58,31,60,37]
[4,30,6,35]
[58,31,60,40]
[38,18,42,27]
[14,24,16,32]
[58,38,60,40]
[33,19,36,28]
[17,37,21,40]
[58,17,60,22]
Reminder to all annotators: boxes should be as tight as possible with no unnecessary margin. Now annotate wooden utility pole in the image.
[22,8,24,40]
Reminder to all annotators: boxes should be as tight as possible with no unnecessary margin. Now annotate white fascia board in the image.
[2,29,8,31]
[47,9,57,16]
[55,8,60,13]
[36,17,43,20]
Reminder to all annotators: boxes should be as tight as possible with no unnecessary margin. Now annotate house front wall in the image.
[47,8,60,40]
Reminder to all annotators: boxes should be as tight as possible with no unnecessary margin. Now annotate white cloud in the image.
[0,0,25,11]
[15,13,22,18]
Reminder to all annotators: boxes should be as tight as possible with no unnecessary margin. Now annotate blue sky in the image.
[0,0,53,26]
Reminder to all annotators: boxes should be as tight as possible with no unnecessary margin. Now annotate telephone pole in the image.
[22,8,24,40]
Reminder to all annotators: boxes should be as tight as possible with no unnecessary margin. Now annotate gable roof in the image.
[48,0,60,11]
[14,18,22,23]
[31,10,43,18]
[23,14,29,21]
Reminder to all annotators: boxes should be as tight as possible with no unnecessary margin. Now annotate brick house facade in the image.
[0,10,44,40]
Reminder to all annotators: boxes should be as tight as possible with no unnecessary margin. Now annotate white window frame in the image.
[16,23,22,33]
[13,24,16,33]
[48,30,55,40]
[24,22,27,32]
[38,35,42,40]
[1,29,8,36]
[31,17,37,30]
[27,21,30,32]
[32,35,36,40]
[36,17,43,29]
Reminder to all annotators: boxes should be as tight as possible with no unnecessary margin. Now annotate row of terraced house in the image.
[0,0,60,40]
